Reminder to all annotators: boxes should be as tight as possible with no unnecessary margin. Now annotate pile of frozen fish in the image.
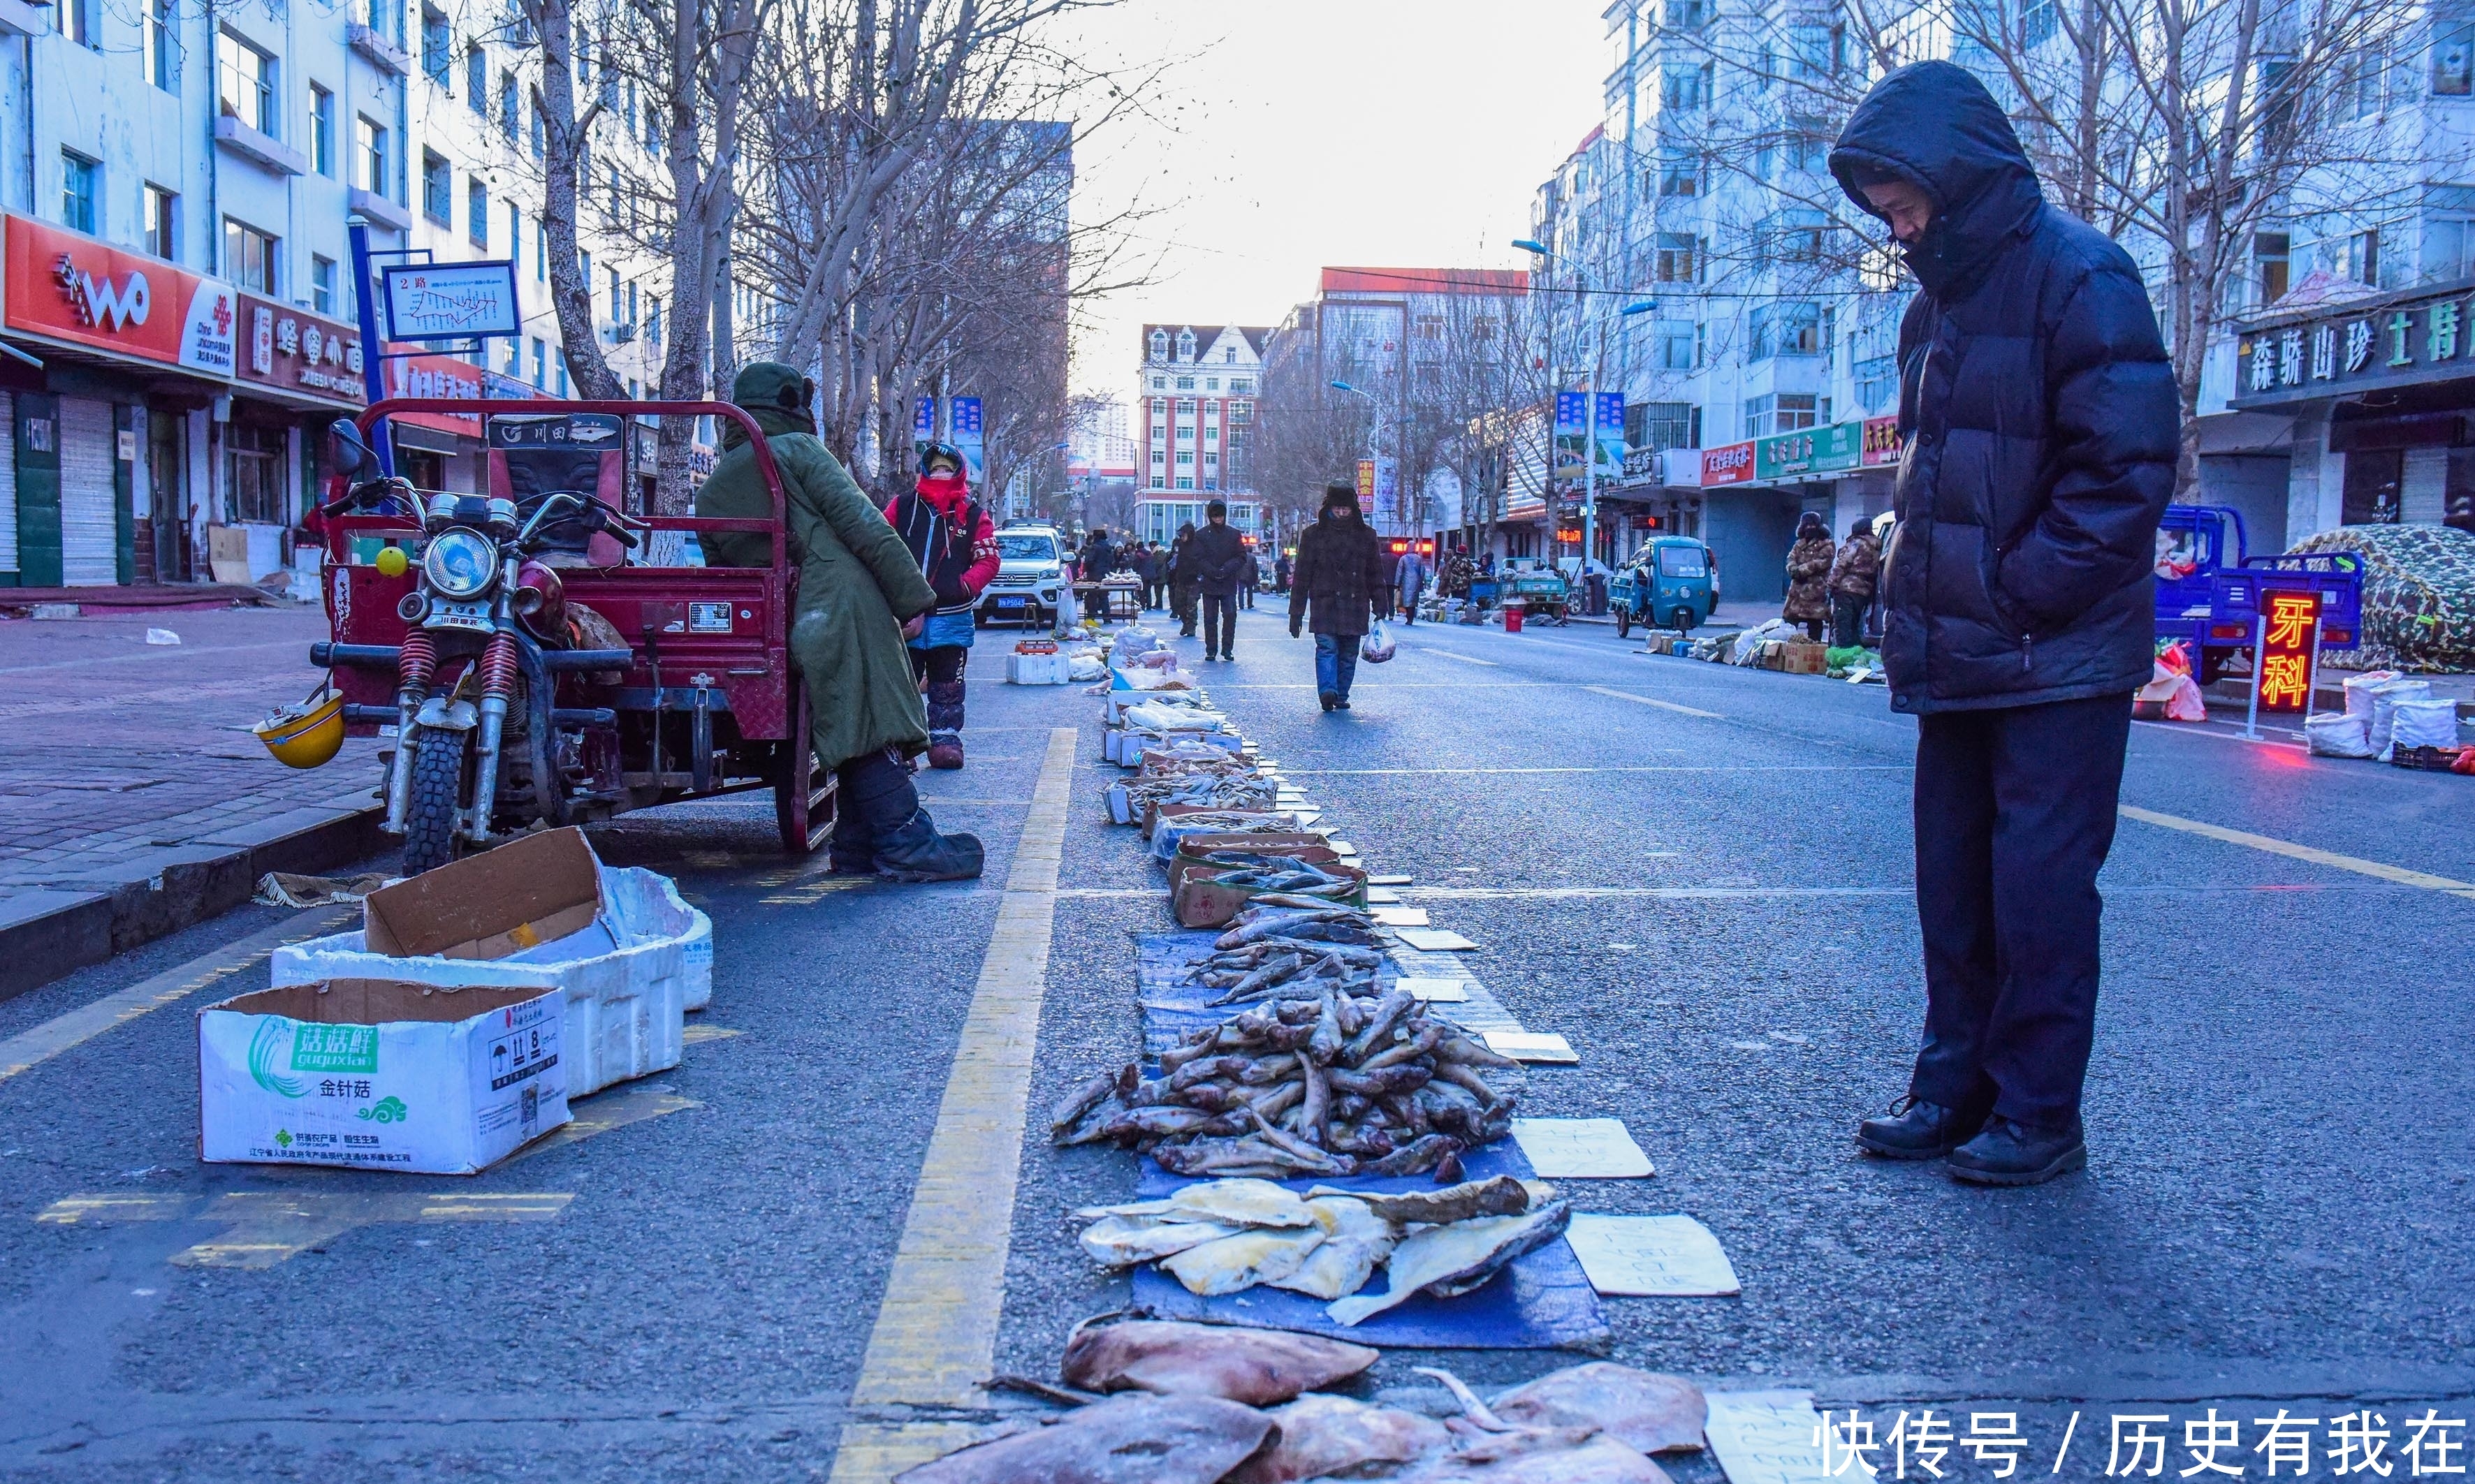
[899,1317,1704,1483]
[1075,1175,1568,1326]
[1051,920,1521,1180]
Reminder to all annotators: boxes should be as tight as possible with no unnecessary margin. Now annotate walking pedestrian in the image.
[1289,483,1386,712]
[1395,544,1428,626]
[1189,499,1248,661]
[1828,517,1883,649]
[884,441,999,770]
[1169,522,1201,637]
[1239,548,1261,610]
[1145,543,1169,610]
[1273,552,1292,595]
[1079,527,1119,625]
[693,362,983,881]
[1378,542,1403,621]
[1783,512,1835,642]
[1832,61,2175,1185]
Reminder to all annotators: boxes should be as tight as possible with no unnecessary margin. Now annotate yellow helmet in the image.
[257,684,346,769]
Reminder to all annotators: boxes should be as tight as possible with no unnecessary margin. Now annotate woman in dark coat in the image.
[1288,483,1386,711]
[1168,523,1201,636]
[1783,510,1836,641]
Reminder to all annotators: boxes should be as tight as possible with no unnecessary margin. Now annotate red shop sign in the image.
[5,213,236,376]
[1702,441,1755,487]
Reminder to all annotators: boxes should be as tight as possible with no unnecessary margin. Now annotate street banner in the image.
[381,262,521,342]
[914,395,935,439]
[1374,457,1399,519]
[1355,458,1376,514]
[5,213,236,375]
[1554,390,1586,432]
[951,395,985,482]
[1862,414,1902,466]
[1594,390,1627,475]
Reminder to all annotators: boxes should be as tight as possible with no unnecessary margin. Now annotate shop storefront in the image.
[1694,416,1897,603]
[231,292,370,584]
[1,213,238,587]
[2231,283,2475,540]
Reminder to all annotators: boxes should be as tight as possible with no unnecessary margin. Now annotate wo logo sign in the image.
[51,251,149,332]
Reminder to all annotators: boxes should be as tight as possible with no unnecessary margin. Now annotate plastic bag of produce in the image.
[1360,622,1396,663]
[2305,713,2375,757]
[2343,670,2403,717]
[2391,698,2461,751]
[2368,679,2432,758]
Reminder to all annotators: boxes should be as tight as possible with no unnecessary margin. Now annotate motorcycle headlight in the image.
[422,528,500,600]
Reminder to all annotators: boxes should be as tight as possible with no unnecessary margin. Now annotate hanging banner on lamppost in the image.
[1355,458,1376,515]
[379,262,521,342]
[951,395,985,482]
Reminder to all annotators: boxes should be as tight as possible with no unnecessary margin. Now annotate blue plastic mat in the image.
[1132,929,1401,1059]
[1127,1140,1610,1351]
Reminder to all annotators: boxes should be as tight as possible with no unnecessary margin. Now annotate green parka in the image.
[696,362,937,767]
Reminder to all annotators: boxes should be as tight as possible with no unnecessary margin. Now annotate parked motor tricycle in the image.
[1609,536,1718,639]
[307,397,832,874]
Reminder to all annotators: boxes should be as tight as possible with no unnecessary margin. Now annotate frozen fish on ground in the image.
[1060,1316,1380,1406]
[1399,1432,1674,1482]
[1269,1195,1403,1301]
[1050,1070,1125,1136]
[1161,1222,1329,1295]
[894,1393,1272,1484]
[1077,1177,1317,1229]
[1327,1203,1573,1327]
[1307,1175,1537,1227]
[1077,1214,1246,1268]
[1489,1364,1707,1455]
[1226,1393,1452,1483]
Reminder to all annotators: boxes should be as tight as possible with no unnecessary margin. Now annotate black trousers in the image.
[1910,693,2131,1129]
[909,644,966,741]
[1831,594,1869,649]
[1202,593,1236,654]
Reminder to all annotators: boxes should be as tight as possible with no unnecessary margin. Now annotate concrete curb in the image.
[0,806,390,1005]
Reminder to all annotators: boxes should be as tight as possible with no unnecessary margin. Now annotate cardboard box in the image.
[1006,652,1072,685]
[1779,642,1828,675]
[1173,857,1368,929]
[363,827,606,960]
[199,979,569,1173]
[1168,833,1343,896]
[272,828,710,1096]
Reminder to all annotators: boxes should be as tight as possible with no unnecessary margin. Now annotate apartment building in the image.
[1138,323,1268,498]
[0,0,664,589]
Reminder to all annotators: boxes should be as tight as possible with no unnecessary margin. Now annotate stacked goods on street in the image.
[2293,525,2475,673]
[203,826,713,1173]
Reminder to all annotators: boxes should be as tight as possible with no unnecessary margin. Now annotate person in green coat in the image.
[696,362,983,881]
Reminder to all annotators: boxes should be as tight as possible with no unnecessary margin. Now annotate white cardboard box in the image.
[1005,652,1073,684]
[199,980,569,1174]
[271,829,710,1097]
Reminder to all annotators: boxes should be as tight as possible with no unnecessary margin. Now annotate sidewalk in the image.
[0,602,387,1001]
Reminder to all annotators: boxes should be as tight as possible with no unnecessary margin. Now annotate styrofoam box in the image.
[1006,652,1073,684]
[271,866,710,1098]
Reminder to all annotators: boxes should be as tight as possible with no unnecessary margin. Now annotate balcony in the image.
[214,116,307,176]
[347,188,412,233]
[347,22,411,75]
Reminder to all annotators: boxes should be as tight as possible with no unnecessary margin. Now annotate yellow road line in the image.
[0,907,351,1086]
[830,726,1077,1483]
[1584,684,1725,719]
[2119,805,2475,901]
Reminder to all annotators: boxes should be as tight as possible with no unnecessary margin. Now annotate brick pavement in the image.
[0,601,381,902]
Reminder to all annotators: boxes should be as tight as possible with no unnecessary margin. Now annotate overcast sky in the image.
[1054,1,1609,402]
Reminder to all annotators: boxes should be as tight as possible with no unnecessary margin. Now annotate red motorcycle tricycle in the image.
[309,397,833,874]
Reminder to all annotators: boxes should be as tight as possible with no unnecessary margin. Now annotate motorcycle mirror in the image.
[326,418,371,478]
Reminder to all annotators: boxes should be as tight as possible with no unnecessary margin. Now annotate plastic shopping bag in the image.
[1361,622,1396,663]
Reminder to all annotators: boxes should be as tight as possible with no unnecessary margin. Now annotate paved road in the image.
[2,605,2469,1481]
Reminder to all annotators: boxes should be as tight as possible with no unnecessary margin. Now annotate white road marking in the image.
[1584,684,1725,719]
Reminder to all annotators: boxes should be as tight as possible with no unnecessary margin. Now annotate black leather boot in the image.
[1855,1096,1990,1160]
[1948,1115,2087,1186]
[871,808,985,881]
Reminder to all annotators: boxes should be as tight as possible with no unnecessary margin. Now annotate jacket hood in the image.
[724,361,817,448]
[1830,61,2043,295]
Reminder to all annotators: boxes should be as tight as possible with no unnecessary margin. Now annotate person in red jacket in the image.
[884,441,1000,769]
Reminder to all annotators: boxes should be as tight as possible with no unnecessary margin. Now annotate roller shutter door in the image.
[59,397,116,586]
[0,391,14,578]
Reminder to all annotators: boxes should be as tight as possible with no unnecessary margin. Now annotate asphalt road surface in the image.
[2,604,2469,1481]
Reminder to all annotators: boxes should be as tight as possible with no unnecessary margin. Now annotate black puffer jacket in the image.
[1187,521,1248,598]
[1830,61,2177,714]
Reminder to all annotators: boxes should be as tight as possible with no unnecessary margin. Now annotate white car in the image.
[977,524,1067,626]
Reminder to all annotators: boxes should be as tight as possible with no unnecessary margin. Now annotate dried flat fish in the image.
[1270,1195,1402,1301]
[1077,1214,1245,1269]
[896,1393,1273,1484]
[1079,1178,1316,1230]
[1307,1175,1535,1228]
[1060,1318,1379,1406]
[1327,1203,1572,1327]
[1162,1223,1328,1295]
[1227,1393,1452,1483]
[1489,1364,1708,1456]
[1398,1432,1674,1482]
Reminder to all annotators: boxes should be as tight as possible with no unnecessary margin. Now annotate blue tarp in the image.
[1128,1139,1610,1351]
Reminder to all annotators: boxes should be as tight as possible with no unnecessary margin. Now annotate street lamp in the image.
[1330,379,1382,523]
[1514,237,1660,580]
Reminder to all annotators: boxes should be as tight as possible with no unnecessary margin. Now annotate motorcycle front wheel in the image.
[1614,606,1632,638]
[402,730,470,876]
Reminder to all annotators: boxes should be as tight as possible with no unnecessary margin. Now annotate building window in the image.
[1226,402,1251,423]
[1149,375,1165,390]
[1655,232,1701,283]
[2332,228,2380,286]
[1743,392,1825,438]
[1654,319,1696,369]
[1761,210,1830,265]
[1176,450,1194,465]
[2254,231,2292,302]
[2437,22,2475,95]
[422,151,451,223]
[144,184,177,259]
[1174,399,1195,413]
[532,337,547,388]
[1149,330,1168,360]
[147,0,179,91]
[1640,402,1696,450]
[228,426,285,524]
[1856,353,1899,411]
[648,295,662,346]
[421,6,450,82]
[357,117,390,195]
[464,44,487,115]
[312,254,337,314]
[1229,378,1253,394]
[530,91,546,159]
[1749,302,1823,359]
[467,179,488,246]
[1175,476,1194,490]
[64,0,93,47]
[60,152,97,234]
[507,203,522,272]
[535,221,548,279]
[224,218,277,291]
[2423,218,2475,283]
[1661,61,1711,110]
[501,68,519,140]
[1176,329,1195,359]
[1175,376,1195,391]
[1150,397,1167,414]
[1656,148,1699,198]
[309,86,335,175]
[217,32,276,135]
[555,348,569,396]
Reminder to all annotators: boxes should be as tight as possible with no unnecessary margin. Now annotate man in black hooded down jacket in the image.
[1830,61,2176,1187]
